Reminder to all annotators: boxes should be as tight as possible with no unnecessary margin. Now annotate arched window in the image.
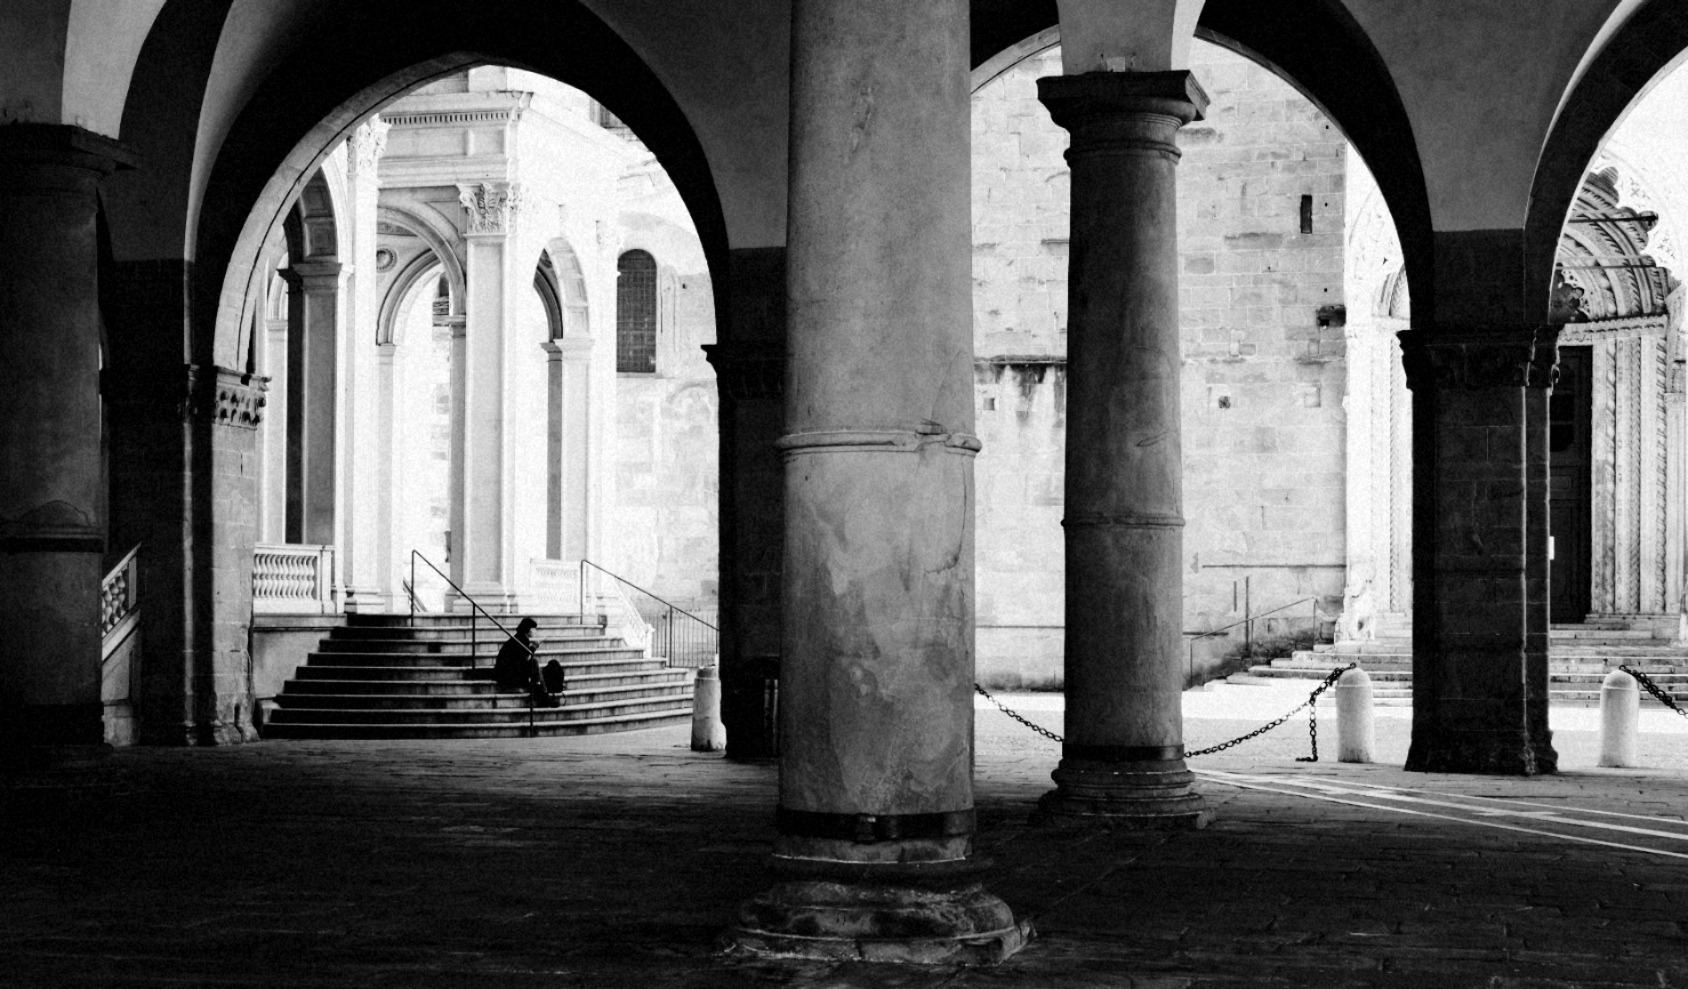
[617,249,658,373]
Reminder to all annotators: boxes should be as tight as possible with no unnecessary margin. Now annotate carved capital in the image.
[1038,71,1210,163]
[703,342,784,400]
[1399,326,1561,391]
[348,115,389,177]
[458,181,522,235]
[183,364,267,429]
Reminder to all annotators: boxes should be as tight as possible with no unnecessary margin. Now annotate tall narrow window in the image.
[617,250,658,373]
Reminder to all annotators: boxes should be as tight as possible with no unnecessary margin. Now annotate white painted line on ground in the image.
[1196,769,1688,860]
[1294,775,1688,828]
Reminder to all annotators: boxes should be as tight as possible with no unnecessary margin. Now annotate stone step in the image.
[268,695,692,725]
[1310,641,1414,656]
[307,645,647,664]
[275,683,693,712]
[294,658,667,681]
[281,669,691,695]
[261,710,694,740]
[345,613,602,628]
[329,627,612,643]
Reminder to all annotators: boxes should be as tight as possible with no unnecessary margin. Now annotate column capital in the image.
[458,181,522,236]
[540,337,594,361]
[348,115,390,178]
[703,342,785,400]
[279,261,345,290]
[183,364,268,429]
[1399,325,1561,391]
[1037,70,1209,157]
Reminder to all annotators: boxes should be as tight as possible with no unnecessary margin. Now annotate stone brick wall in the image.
[971,41,1349,687]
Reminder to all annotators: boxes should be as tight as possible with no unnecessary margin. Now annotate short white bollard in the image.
[691,666,727,752]
[1335,667,1375,764]
[1599,669,1639,768]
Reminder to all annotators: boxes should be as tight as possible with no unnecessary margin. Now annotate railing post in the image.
[471,612,477,671]
[579,559,586,620]
[1244,576,1252,659]
[409,552,416,626]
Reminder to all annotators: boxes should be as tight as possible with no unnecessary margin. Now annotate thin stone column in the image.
[0,125,131,759]
[455,182,522,609]
[1034,71,1210,828]
[280,262,343,546]
[260,314,289,542]
[724,0,1025,965]
[1403,328,1559,774]
[338,119,389,611]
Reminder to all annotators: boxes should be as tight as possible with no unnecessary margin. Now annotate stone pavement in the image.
[4,695,1687,987]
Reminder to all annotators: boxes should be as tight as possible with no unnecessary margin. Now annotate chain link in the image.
[1186,664,1352,759]
[976,663,1357,760]
[975,682,1065,743]
[1618,665,1688,719]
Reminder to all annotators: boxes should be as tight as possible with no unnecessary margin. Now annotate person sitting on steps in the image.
[494,617,560,707]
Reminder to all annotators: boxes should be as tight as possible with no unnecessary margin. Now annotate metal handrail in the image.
[1186,596,1319,681]
[408,550,519,671]
[579,559,718,668]
[577,560,718,629]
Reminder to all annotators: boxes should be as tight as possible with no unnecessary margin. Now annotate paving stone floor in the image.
[4,696,1687,987]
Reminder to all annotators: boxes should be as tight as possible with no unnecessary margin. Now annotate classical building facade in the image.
[8,0,1688,963]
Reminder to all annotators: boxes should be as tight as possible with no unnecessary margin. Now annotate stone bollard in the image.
[691,666,727,752]
[1335,667,1375,764]
[1599,669,1639,768]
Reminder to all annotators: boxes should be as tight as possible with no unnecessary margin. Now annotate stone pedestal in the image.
[722,0,1025,963]
[1033,71,1211,828]
[1403,328,1559,774]
[0,125,132,762]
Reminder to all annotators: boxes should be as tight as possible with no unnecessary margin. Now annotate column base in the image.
[722,879,1030,966]
[1405,728,1558,775]
[1032,757,1211,829]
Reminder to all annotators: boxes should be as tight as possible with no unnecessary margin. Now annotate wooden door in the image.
[1549,346,1592,624]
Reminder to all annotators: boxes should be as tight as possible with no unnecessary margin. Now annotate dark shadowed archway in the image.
[192,0,729,370]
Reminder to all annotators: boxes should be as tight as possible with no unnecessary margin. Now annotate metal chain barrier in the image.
[976,662,1357,762]
[974,683,1064,744]
[1618,664,1688,719]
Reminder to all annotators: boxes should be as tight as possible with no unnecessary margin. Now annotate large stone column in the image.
[1034,71,1210,828]
[280,261,343,547]
[1403,328,1559,774]
[0,125,131,760]
[724,0,1025,965]
[455,182,522,609]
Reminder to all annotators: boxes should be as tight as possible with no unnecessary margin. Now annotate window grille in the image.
[617,250,658,373]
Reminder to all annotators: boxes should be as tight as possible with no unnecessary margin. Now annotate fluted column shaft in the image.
[1036,71,1210,828]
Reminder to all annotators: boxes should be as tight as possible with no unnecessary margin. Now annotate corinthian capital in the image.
[348,115,390,177]
[458,181,523,235]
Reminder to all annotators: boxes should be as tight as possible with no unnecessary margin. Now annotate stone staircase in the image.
[1243,619,1688,708]
[262,614,694,739]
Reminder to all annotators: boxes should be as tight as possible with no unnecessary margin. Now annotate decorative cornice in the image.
[1556,313,1670,344]
[184,364,267,429]
[458,181,522,235]
[703,342,784,400]
[1399,326,1562,391]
